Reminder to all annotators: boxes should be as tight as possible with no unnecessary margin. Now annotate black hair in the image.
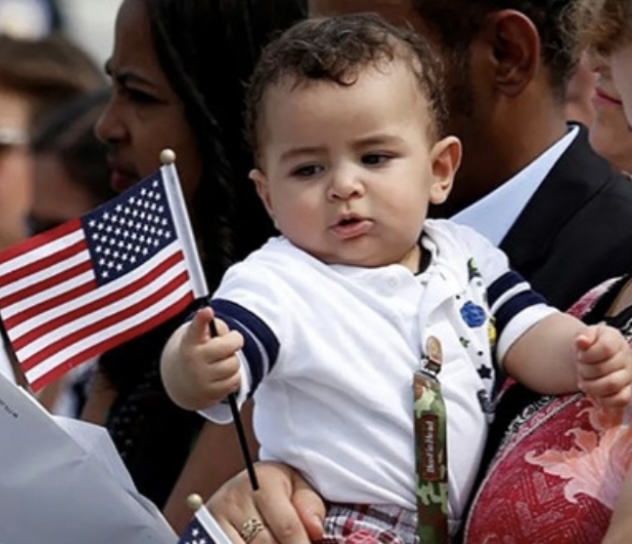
[245,13,448,160]
[142,0,306,288]
[413,0,580,101]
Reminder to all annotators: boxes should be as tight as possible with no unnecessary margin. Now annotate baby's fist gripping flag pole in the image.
[161,149,259,492]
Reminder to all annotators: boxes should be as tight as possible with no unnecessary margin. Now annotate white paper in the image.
[0,339,15,384]
[0,371,177,544]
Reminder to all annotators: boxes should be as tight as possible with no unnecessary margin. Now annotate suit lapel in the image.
[500,125,612,274]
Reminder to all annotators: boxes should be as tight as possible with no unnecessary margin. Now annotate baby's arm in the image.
[503,312,632,408]
[161,306,244,411]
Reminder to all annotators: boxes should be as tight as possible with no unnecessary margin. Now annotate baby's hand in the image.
[576,324,632,409]
[161,306,244,410]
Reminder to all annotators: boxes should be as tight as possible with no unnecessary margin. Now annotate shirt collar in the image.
[450,125,580,246]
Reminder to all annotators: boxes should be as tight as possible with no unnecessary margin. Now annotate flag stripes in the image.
[0,169,201,391]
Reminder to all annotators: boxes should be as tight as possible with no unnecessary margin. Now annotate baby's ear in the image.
[429,135,462,205]
[249,169,274,217]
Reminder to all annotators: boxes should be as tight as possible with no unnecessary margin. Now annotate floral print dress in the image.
[464,275,632,543]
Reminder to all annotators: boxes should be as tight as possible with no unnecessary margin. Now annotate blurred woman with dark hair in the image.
[85,0,305,532]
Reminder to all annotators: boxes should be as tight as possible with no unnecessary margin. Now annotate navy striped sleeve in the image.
[210,299,280,396]
[488,271,547,337]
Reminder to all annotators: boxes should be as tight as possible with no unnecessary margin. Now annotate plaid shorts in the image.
[317,503,418,544]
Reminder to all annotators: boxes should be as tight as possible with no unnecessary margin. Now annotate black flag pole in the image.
[160,148,259,492]
[208,317,259,491]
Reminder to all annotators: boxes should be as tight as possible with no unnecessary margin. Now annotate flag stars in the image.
[84,176,178,284]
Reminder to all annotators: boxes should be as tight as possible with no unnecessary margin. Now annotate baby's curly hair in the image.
[244,13,448,161]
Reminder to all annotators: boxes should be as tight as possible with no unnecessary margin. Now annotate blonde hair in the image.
[574,0,632,54]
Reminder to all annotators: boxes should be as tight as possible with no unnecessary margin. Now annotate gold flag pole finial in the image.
[160,148,176,165]
[186,493,204,512]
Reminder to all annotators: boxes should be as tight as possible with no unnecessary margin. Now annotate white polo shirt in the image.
[203,219,555,527]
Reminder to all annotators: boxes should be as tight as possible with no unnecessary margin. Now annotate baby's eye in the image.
[290,164,323,178]
[361,153,391,166]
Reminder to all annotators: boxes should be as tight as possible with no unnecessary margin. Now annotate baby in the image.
[161,14,632,542]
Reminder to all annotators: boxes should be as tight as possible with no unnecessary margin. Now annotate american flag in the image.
[178,506,233,544]
[0,165,207,391]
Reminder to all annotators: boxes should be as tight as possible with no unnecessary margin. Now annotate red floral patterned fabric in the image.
[464,277,632,543]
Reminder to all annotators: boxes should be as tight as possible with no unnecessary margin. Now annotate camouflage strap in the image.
[414,336,448,544]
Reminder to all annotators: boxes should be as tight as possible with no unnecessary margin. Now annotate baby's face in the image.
[251,60,457,271]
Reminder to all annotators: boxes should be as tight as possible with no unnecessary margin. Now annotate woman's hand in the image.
[207,461,326,544]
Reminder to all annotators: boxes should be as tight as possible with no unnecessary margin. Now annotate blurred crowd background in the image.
[0,0,120,63]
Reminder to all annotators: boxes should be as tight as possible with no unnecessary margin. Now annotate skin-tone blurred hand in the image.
[207,462,326,544]
[575,324,632,408]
